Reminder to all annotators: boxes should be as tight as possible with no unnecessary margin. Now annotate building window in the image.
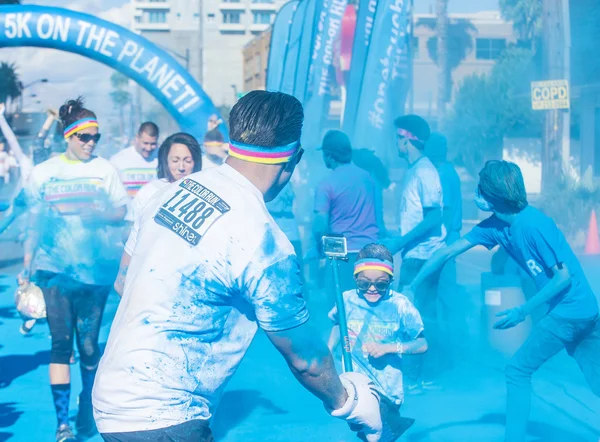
[222,11,242,24]
[253,12,272,24]
[145,11,167,23]
[475,38,506,60]
[255,53,262,75]
[207,13,215,23]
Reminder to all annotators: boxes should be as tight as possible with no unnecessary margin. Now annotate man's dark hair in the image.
[138,121,159,137]
[229,90,303,147]
[322,130,352,164]
[479,160,528,214]
[356,243,394,265]
[394,114,430,149]
[157,132,202,181]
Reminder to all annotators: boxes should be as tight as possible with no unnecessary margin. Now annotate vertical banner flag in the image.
[292,0,319,102]
[342,0,378,139]
[266,1,299,91]
[302,0,348,147]
[280,0,308,94]
[350,0,412,161]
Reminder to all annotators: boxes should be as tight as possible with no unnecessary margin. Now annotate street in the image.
[1,236,599,442]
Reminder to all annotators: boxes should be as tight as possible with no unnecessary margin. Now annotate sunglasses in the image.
[75,133,101,144]
[356,279,391,293]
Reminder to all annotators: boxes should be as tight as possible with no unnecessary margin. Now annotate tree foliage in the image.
[0,0,21,4]
[499,0,542,46]
[110,72,131,107]
[417,17,476,102]
[0,62,23,104]
[447,48,543,175]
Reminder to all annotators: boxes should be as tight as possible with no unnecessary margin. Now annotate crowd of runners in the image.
[0,91,598,442]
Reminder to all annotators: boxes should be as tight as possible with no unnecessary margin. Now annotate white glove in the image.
[328,372,382,442]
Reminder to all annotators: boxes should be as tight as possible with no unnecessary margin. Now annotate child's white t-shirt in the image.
[329,289,424,405]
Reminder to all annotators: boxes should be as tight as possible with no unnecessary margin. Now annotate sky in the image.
[3,0,500,128]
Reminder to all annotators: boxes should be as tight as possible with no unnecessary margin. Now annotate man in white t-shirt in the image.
[386,115,446,394]
[109,122,159,198]
[93,91,383,442]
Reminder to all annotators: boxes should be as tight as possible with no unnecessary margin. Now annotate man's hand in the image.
[493,307,525,330]
[0,103,5,115]
[363,343,396,359]
[329,372,382,442]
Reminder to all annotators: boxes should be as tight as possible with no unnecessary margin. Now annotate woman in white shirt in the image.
[127,132,202,225]
[18,97,128,442]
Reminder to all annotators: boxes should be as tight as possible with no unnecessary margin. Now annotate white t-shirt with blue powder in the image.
[329,289,424,405]
[26,154,128,286]
[399,156,446,260]
[93,164,308,433]
[125,178,170,223]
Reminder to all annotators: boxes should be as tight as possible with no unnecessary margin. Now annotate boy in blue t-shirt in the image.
[403,160,600,442]
[327,243,428,407]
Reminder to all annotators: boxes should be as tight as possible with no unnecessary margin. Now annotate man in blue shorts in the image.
[404,160,600,441]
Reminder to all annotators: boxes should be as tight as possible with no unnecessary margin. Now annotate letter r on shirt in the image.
[527,259,543,277]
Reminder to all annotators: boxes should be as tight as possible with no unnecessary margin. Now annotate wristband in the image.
[329,377,358,418]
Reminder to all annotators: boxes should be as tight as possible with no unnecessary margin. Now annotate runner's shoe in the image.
[56,424,76,442]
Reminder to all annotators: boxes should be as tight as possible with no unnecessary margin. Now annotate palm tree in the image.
[0,62,23,109]
[0,0,22,4]
[417,15,477,123]
[435,0,448,125]
[499,0,542,48]
[110,72,131,141]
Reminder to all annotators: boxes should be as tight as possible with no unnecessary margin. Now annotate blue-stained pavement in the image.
[1,237,599,441]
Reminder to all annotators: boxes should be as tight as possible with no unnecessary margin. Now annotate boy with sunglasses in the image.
[328,243,428,409]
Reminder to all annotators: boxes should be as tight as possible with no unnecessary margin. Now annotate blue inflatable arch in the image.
[0,5,225,140]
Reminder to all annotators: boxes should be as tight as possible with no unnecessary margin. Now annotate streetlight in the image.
[22,78,48,89]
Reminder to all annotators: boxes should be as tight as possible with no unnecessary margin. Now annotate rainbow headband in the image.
[397,128,420,142]
[228,140,299,165]
[353,259,394,276]
[63,118,99,139]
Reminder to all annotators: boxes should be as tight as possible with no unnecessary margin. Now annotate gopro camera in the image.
[321,234,348,258]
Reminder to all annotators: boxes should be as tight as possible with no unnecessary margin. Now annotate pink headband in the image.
[397,128,420,142]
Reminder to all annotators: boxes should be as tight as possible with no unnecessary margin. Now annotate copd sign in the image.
[0,5,224,140]
[531,80,570,110]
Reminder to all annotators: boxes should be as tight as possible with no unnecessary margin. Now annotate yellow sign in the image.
[531,80,570,110]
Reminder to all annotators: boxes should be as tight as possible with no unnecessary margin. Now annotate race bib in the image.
[154,178,231,246]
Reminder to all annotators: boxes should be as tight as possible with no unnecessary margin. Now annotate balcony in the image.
[134,1,170,10]
[219,2,246,11]
[249,2,278,11]
[249,23,270,33]
[219,23,246,33]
